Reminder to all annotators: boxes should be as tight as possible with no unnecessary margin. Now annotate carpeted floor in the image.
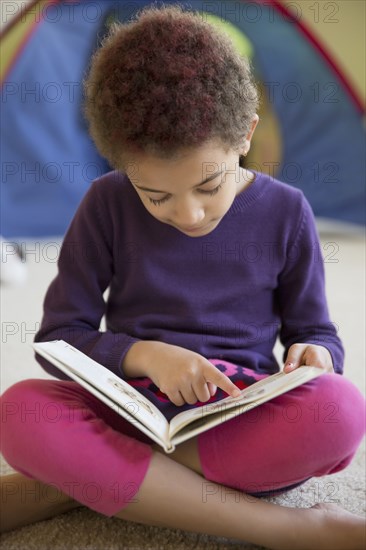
[1,231,365,549]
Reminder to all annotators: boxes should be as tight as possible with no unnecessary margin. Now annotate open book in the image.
[33,340,325,453]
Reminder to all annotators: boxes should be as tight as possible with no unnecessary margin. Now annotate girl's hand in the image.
[123,340,241,406]
[283,343,334,373]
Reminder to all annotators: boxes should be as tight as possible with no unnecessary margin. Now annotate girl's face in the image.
[126,132,257,238]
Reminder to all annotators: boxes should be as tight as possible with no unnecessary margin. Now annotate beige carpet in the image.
[1,231,365,548]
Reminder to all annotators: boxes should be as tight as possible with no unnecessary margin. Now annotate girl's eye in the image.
[148,196,170,206]
[147,182,223,206]
[199,183,223,196]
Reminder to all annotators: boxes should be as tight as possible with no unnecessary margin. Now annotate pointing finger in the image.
[206,364,241,398]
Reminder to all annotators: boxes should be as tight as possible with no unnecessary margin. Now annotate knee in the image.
[1,378,56,418]
[1,379,59,451]
[303,373,365,451]
[308,373,365,417]
[2,378,42,417]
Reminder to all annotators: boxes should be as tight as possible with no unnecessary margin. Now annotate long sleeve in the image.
[34,179,139,380]
[276,195,344,374]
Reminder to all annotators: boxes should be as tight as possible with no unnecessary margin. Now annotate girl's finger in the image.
[168,389,185,406]
[206,364,241,398]
[192,381,211,403]
[182,384,202,405]
[284,343,307,372]
[207,382,217,396]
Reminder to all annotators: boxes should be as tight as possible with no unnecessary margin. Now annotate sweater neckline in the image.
[226,170,266,215]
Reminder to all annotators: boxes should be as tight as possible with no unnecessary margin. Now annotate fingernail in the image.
[285,362,294,370]
[233,388,241,397]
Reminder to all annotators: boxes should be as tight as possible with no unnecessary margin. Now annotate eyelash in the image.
[148,183,223,206]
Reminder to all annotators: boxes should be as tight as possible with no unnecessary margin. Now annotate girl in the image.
[1,5,365,549]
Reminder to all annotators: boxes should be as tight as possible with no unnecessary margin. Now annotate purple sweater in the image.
[34,170,344,382]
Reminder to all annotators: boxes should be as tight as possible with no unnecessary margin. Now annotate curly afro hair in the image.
[83,3,259,170]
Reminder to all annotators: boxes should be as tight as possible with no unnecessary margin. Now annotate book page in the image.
[33,340,169,441]
[47,359,169,450]
[168,366,324,440]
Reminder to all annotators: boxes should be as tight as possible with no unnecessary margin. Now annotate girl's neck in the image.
[236,167,256,197]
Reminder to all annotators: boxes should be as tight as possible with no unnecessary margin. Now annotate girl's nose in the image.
[171,199,205,228]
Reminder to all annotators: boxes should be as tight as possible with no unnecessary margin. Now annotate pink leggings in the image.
[1,370,365,517]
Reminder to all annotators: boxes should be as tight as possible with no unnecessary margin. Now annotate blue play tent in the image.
[1,0,365,238]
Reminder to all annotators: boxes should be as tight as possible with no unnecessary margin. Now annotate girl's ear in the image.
[241,114,259,157]
[247,114,259,140]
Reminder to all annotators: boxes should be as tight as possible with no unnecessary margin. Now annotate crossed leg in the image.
[1,375,366,549]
